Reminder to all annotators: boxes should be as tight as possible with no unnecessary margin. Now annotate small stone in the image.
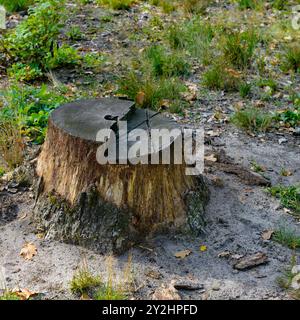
[211,280,221,291]
[291,265,300,275]
[291,274,300,290]
[278,138,287,144]
[293,127,300,136]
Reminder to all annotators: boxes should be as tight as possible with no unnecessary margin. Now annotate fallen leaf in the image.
[262,230,274,241]
[204,154,218,162]
[200,245,207,252]
[136,91,145,106]
[13,288,37,300]
[80,293,92,300]
[174,249,192,259]
[20,242,37,260]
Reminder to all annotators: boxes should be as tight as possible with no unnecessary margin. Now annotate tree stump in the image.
[34,98,209,253]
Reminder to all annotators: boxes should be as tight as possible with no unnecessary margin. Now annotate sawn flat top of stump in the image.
[50,98,135,142]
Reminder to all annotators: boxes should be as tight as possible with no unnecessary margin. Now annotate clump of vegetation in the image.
[1,0,80,79]
[239,82,252,98]
[237,0,263,10]
[231,107,273,132]
[273,227,300,249]
[97,0,135,10]
[119,72,186,111]
[70,268,102,296]
[168,19,215,65]
[203,64,242,91]
[267,185,300,216]
[0,119,25,169]
[0,0,34,12]
[182,0,211,15]
[221,30,259,69]
[146,45,190,77]
[0,84,69,144]
[71,256,133,300]
[0,291,20,300]
[282,45,300,73]
[275,108,300,127]
[0,167,5,177]
[66,26,83,41]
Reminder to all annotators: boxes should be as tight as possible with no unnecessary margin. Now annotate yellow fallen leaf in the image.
[200,245,207,252]
[204,154,218,162]
[174,249,192,259]
[20,242,37,260]
[13,288,37,300]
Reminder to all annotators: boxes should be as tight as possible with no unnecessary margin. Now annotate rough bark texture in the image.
[33,102,209,253]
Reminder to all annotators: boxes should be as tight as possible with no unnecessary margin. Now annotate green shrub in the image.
[275,108,300,127]
[66,26,83,41]
[0,0,34,12]
[1,0,67,72]
[231,107,273,132]
[8,63,43,82]
[221,30,259,69]
[45,45,81,70]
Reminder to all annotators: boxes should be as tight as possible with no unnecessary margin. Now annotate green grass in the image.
[70,268,102,296]
[146,45,190,77]
[221,30,259,69]
[239,82,252,98]
[97,0,135,10]
[282,45,300,73]
[182,0,212,14]
[273,227,300,249]
[203,63,242,91]
[267,185,300,216]
[231,107,273,132]
[118,72,187,111]
[0,291,20,300]
[0,167,5,177]
[237,0,263,10]
[0,0,34,12]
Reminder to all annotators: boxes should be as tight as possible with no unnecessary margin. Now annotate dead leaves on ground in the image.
[261,230,274,241]
[174,249,192,259]
[13,288,38,300]
[20,242,37,260]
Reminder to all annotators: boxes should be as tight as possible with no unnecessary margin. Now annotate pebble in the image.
[291,274,300,290]
[291,265,300,275]
[278,138,287,144]
[211,280,221,291]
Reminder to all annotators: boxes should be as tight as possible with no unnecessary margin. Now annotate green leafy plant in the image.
[231,107,273,132]
[66,26,83,41]
[239,82,252,98]
[267,185,300,216]
[275,108,300,127]
[0,167,5,177]
[0,84,69,144]
[8,63,43,82]
[0,0,34,12]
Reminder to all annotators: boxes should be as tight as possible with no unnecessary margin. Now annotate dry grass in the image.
[0,120,25,169]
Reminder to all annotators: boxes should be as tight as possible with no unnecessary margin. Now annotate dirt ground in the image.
[0,126,299,300]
